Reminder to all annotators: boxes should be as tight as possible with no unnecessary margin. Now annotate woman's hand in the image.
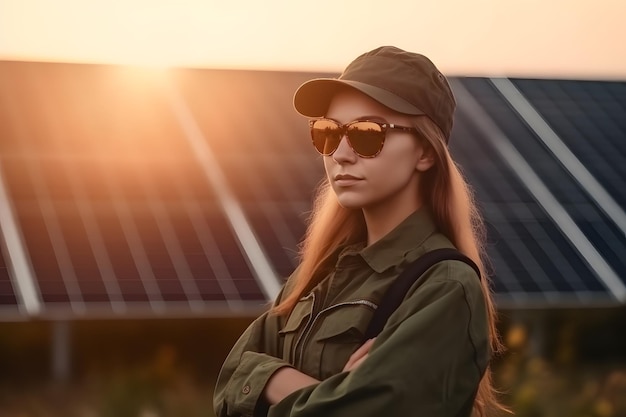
[264,367,319,405]
[343,338,376,372]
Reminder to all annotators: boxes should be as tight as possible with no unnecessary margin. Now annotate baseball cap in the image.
[293,46,456,142]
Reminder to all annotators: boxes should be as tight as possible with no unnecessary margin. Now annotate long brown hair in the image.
[273,116,506,416]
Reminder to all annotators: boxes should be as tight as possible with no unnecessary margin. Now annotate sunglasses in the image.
[309,118,419,158]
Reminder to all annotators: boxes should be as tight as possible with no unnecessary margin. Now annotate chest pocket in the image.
[278,295,313,365]
[313,302,376,380]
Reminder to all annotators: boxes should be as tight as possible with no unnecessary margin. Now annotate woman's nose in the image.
[332,135,357,163]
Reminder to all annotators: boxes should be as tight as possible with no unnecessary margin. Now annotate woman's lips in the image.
[334,174,362,186]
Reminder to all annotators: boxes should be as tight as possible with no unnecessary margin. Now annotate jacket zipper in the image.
[295,299,377,369]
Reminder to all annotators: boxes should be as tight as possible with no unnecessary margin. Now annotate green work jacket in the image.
[213,208,490,417]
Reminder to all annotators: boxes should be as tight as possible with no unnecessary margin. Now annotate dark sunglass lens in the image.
[311,120,342,155]
[347,122,385,157]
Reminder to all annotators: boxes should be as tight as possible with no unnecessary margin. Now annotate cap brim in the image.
[293,78,426,117]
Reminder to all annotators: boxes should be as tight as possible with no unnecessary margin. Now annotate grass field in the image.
[1,309,624,417]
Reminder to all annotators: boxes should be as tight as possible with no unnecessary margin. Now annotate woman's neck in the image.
[363,194,423,246]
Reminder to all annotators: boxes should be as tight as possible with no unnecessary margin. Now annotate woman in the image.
[213,46,504,417]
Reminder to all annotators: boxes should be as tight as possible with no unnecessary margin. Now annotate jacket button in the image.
[242,385,251,394]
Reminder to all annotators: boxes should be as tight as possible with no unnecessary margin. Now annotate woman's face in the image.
[323,89,433,215]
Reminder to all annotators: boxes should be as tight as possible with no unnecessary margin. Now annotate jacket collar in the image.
[357,207,438,273]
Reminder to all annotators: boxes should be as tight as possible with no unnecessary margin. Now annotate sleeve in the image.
[213,285,295,417]
[267,261,490,417]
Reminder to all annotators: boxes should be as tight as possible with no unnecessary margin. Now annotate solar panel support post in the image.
[527,311,548,358]
[51,320,71,383]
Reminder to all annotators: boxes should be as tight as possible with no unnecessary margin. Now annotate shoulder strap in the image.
[363,248,480,341]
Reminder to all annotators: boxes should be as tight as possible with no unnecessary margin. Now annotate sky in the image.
[0,0,625,79]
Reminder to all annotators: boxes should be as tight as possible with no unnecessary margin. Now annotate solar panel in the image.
[0,61,624,318]
[510,79,626,211]
[451,110,608,304]
[454,78,626,305]
[171,69,326,279]
[0,62,267,317]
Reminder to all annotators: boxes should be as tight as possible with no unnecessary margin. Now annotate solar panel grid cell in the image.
[169,212,225,302]
[527,219,605,293]
[244,203,299,277]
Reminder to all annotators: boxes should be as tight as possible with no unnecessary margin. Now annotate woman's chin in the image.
[335,195,368,210]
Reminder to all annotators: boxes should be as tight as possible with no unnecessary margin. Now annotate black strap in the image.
[363,248,480,341]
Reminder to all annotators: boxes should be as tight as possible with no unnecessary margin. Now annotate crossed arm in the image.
[263,338,376,404]
[214,273,489,417]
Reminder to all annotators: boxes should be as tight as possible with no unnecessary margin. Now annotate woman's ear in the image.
[416,144,435,172]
